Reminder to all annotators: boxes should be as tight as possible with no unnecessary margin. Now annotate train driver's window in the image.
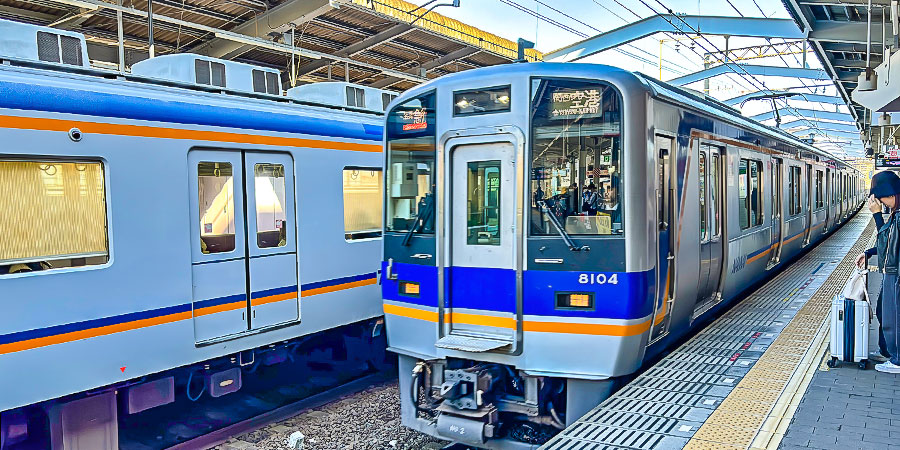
[255,163,287,248]
[198,162,236,254]
[0,160,109,275]
[529,78,623,235]
[385,92,436,233]
[343,167,384,241]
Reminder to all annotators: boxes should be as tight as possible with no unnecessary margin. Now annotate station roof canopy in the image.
[0,0,542,91]
[782,0,891,129]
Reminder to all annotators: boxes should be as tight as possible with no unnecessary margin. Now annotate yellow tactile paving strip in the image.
[685,217,876,450]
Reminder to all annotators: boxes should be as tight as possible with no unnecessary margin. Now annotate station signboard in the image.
[877,145,900,168]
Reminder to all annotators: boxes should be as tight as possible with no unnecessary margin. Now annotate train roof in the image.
[394,62,860,173]
[633,72,856,170]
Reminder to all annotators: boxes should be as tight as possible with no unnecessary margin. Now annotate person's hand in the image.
[869,195,882,214]
[857,252,867,268]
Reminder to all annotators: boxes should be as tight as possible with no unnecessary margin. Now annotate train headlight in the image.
[555,292,594,310]
[399,281,420,297]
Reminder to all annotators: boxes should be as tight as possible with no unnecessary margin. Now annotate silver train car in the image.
[380,62,864,448]
[0,19,392,449]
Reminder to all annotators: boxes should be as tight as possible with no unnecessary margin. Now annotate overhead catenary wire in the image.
[496,0,689,74]
[631,0,854,152]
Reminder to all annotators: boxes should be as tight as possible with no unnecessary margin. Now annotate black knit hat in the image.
[871,170,900,198]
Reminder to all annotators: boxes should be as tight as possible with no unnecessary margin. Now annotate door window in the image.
[699,152,707,240]
[254,163,286,249]
[466,160,501,246]
[711,153,720,237]
[198,162,236,254]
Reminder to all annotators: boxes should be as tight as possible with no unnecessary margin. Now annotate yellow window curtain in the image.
[343,169,383,234]
[0,161,108,263]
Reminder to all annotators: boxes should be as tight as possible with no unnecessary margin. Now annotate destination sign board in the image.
[550,88,602,119]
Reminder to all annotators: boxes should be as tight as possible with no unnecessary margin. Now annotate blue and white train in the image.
[380,62,864,448]
[0,18,394,449]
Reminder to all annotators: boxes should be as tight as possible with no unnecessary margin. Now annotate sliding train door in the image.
[696,143,724,314]
[244,152,299,330]
[802,163,813,246]
[767,158,784,268]
[824,168,831,232]
[651,135,675,341]
[189,149,299,343]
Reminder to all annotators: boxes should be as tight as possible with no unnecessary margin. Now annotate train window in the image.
[453,85,511,116]
[699,152,707,240]
[530,78,622,235]
[711,153,720,237]
[738,159,763,229]
[198,162,236,254]
[343,167,383,240]
[0,160,108,275]
[385,92,436,233]
[254,164,287,248]
[815,170,824,208]
[466,161,502,245]
[789,166,802,215]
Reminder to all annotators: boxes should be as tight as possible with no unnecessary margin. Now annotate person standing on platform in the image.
[859,192,889,363]
[856,171,900,373]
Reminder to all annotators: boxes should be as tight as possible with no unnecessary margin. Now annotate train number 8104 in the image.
[578,273,619,285]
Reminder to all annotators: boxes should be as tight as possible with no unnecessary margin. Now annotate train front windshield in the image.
[385,92,436,233]
[530,78,622,236]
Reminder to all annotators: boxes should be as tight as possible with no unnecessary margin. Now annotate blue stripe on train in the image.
[302,272,377,291]
[0,272,374,346]
[0,303,193,345]
[0,80,383,141]
[381,261,655,320]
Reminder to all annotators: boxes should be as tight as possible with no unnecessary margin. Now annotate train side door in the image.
[244,153,299,330]
[824,168,831,232]
[802,163,813,246]
[443,141,518,351]
[189,150,299,343]
[696,144,724,313]
[651,135,675,341]
[767,158,784,268]
[190,151,249,342]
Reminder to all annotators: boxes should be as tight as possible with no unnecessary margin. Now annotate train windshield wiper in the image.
[540,201,590,252]
[402,193,435,246]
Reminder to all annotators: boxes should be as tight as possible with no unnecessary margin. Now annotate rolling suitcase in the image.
[827,269,870,369]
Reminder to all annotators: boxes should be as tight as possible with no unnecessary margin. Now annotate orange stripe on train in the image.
[0,311,193,355]
[1,115,381,153]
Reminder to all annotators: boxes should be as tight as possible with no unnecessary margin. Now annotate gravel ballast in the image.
[215,381,446,450]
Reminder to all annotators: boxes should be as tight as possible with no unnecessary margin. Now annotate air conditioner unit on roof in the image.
[131,54,283,96]
[0,18,90,68]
